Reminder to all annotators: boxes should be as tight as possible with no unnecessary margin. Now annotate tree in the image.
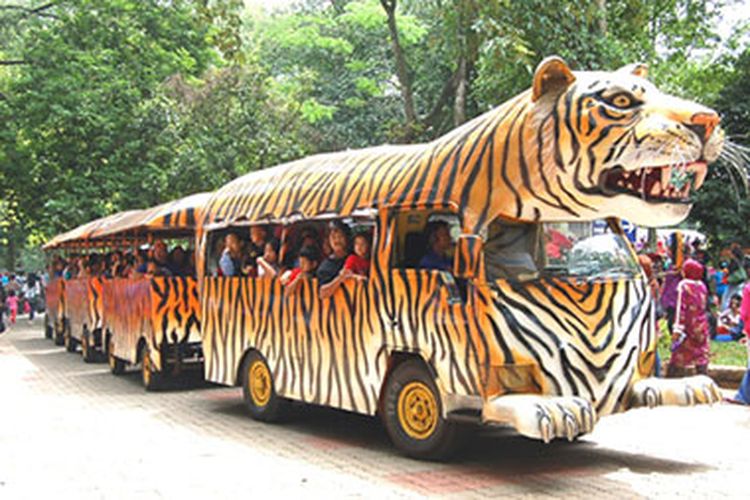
[0,0,216,267]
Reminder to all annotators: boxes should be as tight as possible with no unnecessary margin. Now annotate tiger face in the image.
[527,57,723,227]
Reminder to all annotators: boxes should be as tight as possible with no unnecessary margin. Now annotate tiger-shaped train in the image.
[197,56,723,459]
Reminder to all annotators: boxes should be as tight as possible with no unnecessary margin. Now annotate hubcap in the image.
[249,360,272,407]
[397,381,438,440]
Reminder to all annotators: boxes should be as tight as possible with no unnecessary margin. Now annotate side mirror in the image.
[453,235,483,280]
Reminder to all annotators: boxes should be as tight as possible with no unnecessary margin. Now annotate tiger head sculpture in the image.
[509,56,723,228]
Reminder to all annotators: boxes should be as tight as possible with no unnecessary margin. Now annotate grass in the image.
[656,320,748,367]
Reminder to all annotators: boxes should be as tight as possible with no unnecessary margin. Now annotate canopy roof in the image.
[43,192,210,250]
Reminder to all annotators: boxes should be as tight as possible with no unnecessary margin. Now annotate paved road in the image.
[1,317,748,499]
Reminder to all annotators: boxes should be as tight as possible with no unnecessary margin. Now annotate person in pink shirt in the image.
[730,281,750,404]
[6,291,19,325]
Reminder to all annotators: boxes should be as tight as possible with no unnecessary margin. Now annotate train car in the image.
[93,194,207,389]
[196,57,724,459]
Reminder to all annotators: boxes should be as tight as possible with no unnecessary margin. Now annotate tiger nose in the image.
[687,111,720,143]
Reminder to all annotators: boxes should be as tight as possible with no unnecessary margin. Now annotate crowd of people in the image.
[215,219,457,299]
[216,221,375,298]
[638,234,750,405]
[46,241,196,282]
[0,272,43,332]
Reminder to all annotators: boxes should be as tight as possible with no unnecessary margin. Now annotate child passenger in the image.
[281,245,320,296]
[256,238,281,279]
[344,232,370,279]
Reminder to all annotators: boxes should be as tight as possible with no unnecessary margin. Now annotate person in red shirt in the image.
[344,233,370,279]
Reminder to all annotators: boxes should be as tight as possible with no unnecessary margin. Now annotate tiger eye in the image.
[612,94,632,108]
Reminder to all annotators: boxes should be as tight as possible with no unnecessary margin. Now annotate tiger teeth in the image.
[689,162,707,190]
[661,166,672,187]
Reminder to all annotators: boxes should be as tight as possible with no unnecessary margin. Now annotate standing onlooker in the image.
[6,290,19,325]
[23,273,40,322]
[639,254,661,376]
[731,281,750,404]
[667,259,711,377]
[723,244,746,310]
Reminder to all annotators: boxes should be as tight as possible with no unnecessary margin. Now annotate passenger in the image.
[318,221,352,299]
[120,253,135,278]
[283,227,319,269]
[256,238,281,279]
[152,241,170,271]
[168,246,188,276]
[281,245,320,296]
[343,231,371,279]
[145,259,171,277]
[132,250,148,277]
[186,250,196,276]
[419,221,453,271]
[244,226,269,277]
[219,233,244,277]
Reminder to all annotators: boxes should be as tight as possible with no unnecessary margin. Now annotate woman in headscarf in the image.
[667,258,711,377]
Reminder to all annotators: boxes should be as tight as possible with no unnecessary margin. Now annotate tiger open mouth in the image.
[600,161,708,203]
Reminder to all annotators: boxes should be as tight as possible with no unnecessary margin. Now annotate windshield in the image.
[484,219,640,282]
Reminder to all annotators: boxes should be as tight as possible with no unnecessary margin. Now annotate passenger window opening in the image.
[392,211,460,270]
[391,211,467,302]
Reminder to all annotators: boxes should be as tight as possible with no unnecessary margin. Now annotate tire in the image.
[140,343,161,391]
[107,335,125,375]
[54,320,67,346]
[382,360,462,460]
[64,329,78,353]
[241,351,286,422]
[81,328,96,363]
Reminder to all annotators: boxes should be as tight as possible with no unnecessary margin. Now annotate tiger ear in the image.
[619,63,649,79]
[532,56,576,102]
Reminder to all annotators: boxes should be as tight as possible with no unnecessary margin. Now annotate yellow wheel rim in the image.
[249,359,272,407]
[143,353,151,386]
[397,381,438,440]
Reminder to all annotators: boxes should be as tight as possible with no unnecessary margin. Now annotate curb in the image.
[709,364,746,389]
[659,364,746,389]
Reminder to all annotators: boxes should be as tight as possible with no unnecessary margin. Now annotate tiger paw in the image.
[481,394,597,443]
[630,375,721,408]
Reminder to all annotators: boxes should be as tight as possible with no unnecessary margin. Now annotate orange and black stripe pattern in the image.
[201,212,656,417]
[104,277,201,370]
[199,60,719,419]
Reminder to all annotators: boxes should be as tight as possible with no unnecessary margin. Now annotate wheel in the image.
[241,351,286,422]
[54,320,67,346]
[64,330,78,353]
[107,335,125,375]
[81,329,96,363]
[382,360,462,460]
[140,344,161,391]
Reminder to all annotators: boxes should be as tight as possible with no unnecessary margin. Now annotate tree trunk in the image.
[453,56,468,126]
[380,0,417,128]
[6,232,17,271]
[596,0,607,35]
